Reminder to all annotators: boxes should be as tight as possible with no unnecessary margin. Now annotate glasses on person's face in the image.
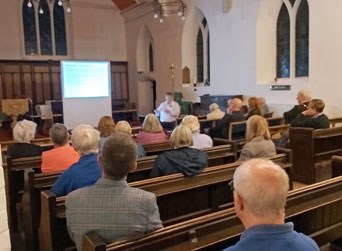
[228,180,234,191]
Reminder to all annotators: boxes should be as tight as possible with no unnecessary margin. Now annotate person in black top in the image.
[291,99,330,129]
[7,119,42,158]
[150,125,208,178]
[208,98,245,139]
[283,90,311,124]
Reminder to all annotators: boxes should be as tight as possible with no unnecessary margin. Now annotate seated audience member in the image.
[208,98,245,139]
[257,97,270,115]
[115,121,146,158]
[283,90,311,124]
[181,115,213,149]
[7,119,42,158]
[155,92,180,131]
[150,125,208,178]
[66,132,163,251]
[207,103,225,120]
[291,99,330,129]
[136,114,168,144]
[41,124,79,173]
[224,159,319,251]
[51,124,102,197]
[246,97,263,119]
[277,99,329,148]
[238,115,276,161]
[97,116,115,151]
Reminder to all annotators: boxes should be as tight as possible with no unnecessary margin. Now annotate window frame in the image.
[19,0,71,59]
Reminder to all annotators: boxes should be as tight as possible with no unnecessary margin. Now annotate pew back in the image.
[39,153,292,251]
[290,126,342,184]
[83,176,342,251]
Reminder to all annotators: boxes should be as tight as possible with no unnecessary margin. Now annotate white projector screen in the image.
[61,61,112,129]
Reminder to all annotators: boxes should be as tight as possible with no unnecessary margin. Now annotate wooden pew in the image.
[38,153,292,251]
[332,155,342,178]
[3,156,42,234]
[329,117,342,128]
[142,141,173,156]
[83,176,342,251]
[22,144,236,250]
[289,126,342,184]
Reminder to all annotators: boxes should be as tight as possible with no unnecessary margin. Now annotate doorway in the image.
[137,80,156,116]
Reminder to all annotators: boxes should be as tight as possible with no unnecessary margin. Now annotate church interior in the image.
[0,0,342,250]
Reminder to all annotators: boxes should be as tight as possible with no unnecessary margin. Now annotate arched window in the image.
[22,1,38,55]
[149,42,154,72]
[196,28,204,83]
[296,0,309,77]
[39,1,52,55]
[22,0,68,56]
[276,3,290,78]
[54,1,67,55]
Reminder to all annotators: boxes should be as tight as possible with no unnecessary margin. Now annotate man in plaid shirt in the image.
[66,132,163,250]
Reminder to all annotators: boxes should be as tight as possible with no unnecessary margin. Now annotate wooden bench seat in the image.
[82,176,342,251]
[21,144,236,250]
[289,126,342,184]
[38,153,292,251]
[332,155,342,178]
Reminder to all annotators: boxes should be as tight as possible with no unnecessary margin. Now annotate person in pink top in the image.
[41,123,79,173]
[136,114,168,144]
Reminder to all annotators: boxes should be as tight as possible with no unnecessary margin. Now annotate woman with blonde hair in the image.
[136,114,167,144]
[150,125,208,178]
[97,116,115,150]
[238,115,276,161]
[115,121,146,158]
[181,115,213,149]
[246,97,263,119]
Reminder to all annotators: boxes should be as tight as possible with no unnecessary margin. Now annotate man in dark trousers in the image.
[283,90,311,124]
[208,98,245,139]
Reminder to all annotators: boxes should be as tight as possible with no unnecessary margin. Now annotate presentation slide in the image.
[61,61,112,129]
[62,61,110,98]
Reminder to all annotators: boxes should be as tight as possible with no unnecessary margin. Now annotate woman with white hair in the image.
[7,119,42,158]
[207,103,225,120]
[181,115,213,149]
[150,125,208,178]
[51,124,102,196]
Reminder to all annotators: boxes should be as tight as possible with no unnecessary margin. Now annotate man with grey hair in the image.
[224,158,319,251]
[41,123,79,173]
[66,132,163,251]
[51,124,102,196]
[283,90,311,124]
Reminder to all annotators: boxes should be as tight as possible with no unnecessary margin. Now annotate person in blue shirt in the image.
[51,124,102,196]
[224,158,319,251]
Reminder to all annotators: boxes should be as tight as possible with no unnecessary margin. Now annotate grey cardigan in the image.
[238,136,276,161]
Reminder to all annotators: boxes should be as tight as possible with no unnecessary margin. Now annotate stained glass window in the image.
[296,0,309,77]
[196,28,204,83]
[276,3,290,78]
[22,1,38,55]
[54,1,67,55]
[38,2,52,55]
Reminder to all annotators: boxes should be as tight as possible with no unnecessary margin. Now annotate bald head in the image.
[257,97,266,106]
[230,98,242,112]
[233,159,289,218]
[297,90,311,105]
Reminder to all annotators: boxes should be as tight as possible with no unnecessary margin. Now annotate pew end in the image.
[332,155,342,178]
[83,232,106,251]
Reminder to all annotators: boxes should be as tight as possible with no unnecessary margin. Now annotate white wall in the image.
[124,0,342,118]
[0,0,127,61]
